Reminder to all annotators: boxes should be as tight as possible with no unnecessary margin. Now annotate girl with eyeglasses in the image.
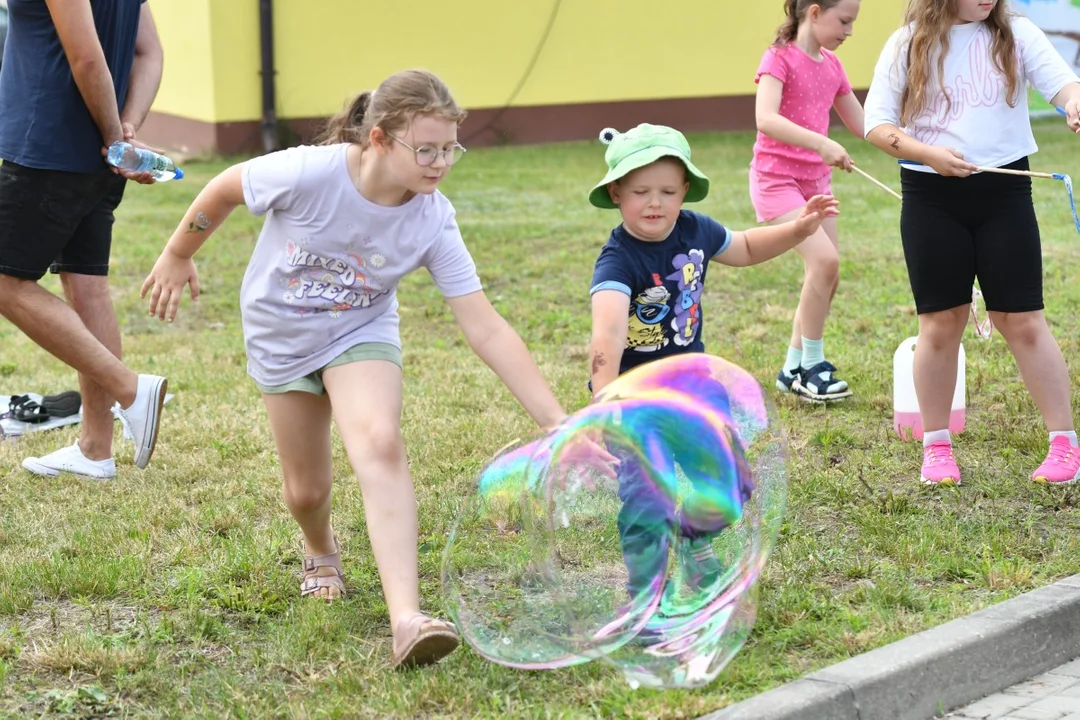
[140,68,594,668]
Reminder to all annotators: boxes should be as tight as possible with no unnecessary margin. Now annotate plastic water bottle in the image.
[106,141,184,182]
[893,336,966,441]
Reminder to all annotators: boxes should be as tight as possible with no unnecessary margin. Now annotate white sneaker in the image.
[22,441,116,480]
[116,374,168,469]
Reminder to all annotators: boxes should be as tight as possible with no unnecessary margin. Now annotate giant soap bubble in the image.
[442,354,788,688]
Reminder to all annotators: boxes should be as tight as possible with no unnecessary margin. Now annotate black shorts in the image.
[899,157,1043,315]
[0,161,127,280]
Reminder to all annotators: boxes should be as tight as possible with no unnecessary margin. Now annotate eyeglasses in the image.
[387,133,466,167]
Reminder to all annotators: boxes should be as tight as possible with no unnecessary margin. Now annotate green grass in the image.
[3,118,1080,718]
[1029,87,1060,115]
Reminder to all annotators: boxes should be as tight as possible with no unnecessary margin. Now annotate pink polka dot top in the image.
[751,43,853,180]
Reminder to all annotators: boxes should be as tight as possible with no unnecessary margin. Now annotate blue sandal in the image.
[775,367,800,393]
[793,361,852,402]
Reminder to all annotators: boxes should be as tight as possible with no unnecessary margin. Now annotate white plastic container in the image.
[893,336,966,441]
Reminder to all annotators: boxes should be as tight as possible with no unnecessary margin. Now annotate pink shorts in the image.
[749,169,832,223]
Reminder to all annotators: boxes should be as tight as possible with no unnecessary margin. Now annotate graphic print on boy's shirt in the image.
[626,247,706,355]
[667,248,705,348]
[628,280,671,352]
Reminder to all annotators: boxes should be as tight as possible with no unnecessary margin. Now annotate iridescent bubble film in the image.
[439,435,587,669]
[442,354,788,688]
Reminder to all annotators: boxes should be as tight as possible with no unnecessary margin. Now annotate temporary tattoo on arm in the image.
[591,352,607,375]
[185,211,211,234]
[887,132,901,151]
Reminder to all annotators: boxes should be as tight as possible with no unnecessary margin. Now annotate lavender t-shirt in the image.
[239,143,482,387]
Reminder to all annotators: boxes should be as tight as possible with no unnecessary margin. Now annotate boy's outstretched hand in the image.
[793,194,840,239]
[553,430,620,484]
[542,428,621,498]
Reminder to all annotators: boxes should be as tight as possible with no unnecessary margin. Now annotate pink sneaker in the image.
[921,442,960,486]
[1031,436,1080,484]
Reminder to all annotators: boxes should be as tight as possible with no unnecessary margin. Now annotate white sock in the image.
[784,346,802,372]
[924,429,951,447]
[801,337,825,370]
[1049,430,1079,447]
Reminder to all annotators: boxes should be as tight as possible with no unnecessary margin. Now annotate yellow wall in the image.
[149,0,909,124]
[145,0,215,120]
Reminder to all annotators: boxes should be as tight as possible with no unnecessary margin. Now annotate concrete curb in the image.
[701,574,1080,720]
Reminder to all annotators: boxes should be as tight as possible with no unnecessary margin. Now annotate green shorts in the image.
[256,342,402,395]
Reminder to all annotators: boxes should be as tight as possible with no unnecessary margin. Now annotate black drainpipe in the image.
[258,0,278,153]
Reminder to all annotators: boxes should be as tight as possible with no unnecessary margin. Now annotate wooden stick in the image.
[974,166,1059,180]
[899,159,1063,180]
[851,165,902,200]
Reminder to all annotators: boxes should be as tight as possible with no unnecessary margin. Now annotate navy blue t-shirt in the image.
[590,210,732,375]
[0,0,145,173]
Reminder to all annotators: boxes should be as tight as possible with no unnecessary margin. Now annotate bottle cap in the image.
[174,167,184,180]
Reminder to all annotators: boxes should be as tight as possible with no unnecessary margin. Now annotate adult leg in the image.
[59,273,123,460]
[0,276,137,407]
[57,176,129,460]
[0,167,165,471]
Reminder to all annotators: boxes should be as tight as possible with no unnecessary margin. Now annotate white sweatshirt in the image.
[863,15,1078,172]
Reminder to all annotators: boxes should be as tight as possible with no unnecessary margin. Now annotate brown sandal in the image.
[300,537,346,601]
[391,613,460,668]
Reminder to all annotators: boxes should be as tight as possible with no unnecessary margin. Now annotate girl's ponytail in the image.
[318,90,373,145]
[773,0,800,46]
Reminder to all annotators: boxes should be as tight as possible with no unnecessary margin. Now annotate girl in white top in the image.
[864,0,1080,486]
[140,70,600,667]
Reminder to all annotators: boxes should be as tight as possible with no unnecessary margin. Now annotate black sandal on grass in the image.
[12,400,49,423]
[4,390,81,423]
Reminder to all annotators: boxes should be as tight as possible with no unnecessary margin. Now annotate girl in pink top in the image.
[751,0,864,402]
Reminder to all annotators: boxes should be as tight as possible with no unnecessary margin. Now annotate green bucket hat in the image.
[588,123,710,209]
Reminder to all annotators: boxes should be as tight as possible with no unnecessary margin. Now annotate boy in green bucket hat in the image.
[588,122,838,389]
[585,123,837,631]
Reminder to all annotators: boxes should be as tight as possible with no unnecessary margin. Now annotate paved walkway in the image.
[944,657,1080,720]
